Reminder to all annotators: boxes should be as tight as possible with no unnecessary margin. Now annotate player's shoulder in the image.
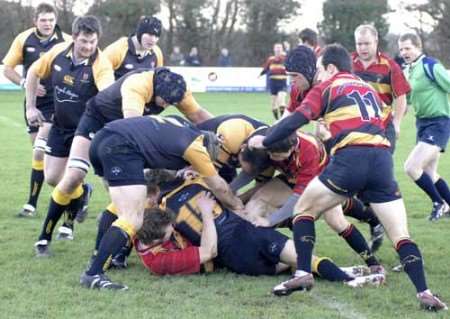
[13,28,36,43]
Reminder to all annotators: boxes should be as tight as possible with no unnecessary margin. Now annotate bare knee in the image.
[44,168,62,187]
[404,159,422,180]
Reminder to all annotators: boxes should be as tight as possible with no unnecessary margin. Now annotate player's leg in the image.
[272,177,346,295]
[404,142,445,220]
[424,153,450,214]
[270,95,278,120]
[58,135,93,223]
[322,206,382,272]
[19,122,51,217]
[245,177,292,221]
[276,90,287,117]
[370,199,447,311]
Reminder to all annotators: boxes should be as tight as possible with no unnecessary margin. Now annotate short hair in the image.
[321,43,352,73]
[72,15,102,37]
[299,28,318,47]
[240,145,271,174]
[136,207,176,244]
[265,130,298,154]
[354,24,378,39]
[34,3,57,20]
[398,33,422,49]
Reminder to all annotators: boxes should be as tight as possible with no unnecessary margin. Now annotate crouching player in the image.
[135,177,384,288]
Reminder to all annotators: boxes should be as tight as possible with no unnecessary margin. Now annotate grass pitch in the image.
[0,91,449,318]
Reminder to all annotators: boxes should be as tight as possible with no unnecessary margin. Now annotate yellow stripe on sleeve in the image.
[121,71,154,115]
[92,50,115,91]
[183,136,217,178]
[103,37,129,70]
[2,28,34,67]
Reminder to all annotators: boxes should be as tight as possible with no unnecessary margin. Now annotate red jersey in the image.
[261,55,287,80]
[295,72,390,154]
[135,231,201,275]
[272,132,327,194]
[287,85,310,113]
[352,51,411,123]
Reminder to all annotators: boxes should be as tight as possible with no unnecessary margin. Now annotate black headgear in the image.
[136,16,162,43]
[284,45,317,84]
[154,68,187,105]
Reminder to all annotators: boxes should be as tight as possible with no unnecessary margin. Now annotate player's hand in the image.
[177,167,199,180]
[36,84,47,97]
[26,107,45,127]
[197,192,216,216]
[247,135,265,149]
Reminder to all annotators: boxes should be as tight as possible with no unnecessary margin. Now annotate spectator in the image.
[169,46,184,66]
[283,41,291,55]
[185,47,202,66]
[218,48,232,67]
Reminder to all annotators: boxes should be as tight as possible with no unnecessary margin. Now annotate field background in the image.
[0,91,449,319]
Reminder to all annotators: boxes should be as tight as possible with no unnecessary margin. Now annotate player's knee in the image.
[404,159,420,179]
[44,169,60,187]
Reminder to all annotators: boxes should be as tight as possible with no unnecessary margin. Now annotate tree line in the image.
[0,0,448,67]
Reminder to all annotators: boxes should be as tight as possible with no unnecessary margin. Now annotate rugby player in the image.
[260,43,287,120]
[249,44,447,311]
[2,3,69,217]
[104,16,163,79]
[29,16,114,255]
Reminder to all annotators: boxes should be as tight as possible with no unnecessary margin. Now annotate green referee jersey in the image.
[407,55,450,119]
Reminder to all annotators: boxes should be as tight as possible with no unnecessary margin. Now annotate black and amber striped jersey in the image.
[30,41,114,129]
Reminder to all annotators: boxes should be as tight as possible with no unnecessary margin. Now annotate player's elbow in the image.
[199,244,217,263]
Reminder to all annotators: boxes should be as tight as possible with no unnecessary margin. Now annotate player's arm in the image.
[434,62,450,93]
[103,39,127,70]
[2,33,25,86]
[177,90,213,124]
[25,46,60,125]
[92,51,115,91]
[390,61,410,138]
[392,94,407,139]
[196,192,218,263]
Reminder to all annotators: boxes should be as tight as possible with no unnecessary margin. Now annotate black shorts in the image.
[416,116,450,152]
[216,211,289,275]
[89,129,146,186]
[319,146,401,203]
[45,126,75,157]
[24,101,54,134]
[75,99,109,140]
[269,79,287,96]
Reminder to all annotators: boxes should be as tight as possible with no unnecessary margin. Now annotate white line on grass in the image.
[312,293,368,319]
[0,115,23,128]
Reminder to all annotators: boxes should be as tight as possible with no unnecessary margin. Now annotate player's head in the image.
[398,33,422,64]
[273,43,284,56]
[298,28,318,48]
[316,44,351,82]
[239,142,271,175]
[154,68,187,106]
[202,131,221,163]
[34,3,57,37]
[137,207,176,244]
[72,16,102,59]
[265,128,297,161]
[285,45,317,90]
[354,24,378,62]
[136,16,161,49]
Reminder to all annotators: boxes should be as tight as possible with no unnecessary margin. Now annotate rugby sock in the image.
[279,106,285,117]
[86,219,134,276]
[38,188,71,241]
[435,178,450,206]
[313,257,352,282]
[292,215,315,273]
[67,184,85,215]
[339,224,379,267]
[95,209,118,251]
[415,173,443,204]
[396,239,427,293]
[272,109,279,120]
[61,211,75,230]
[343,198,381,227]
[27,160,44,208]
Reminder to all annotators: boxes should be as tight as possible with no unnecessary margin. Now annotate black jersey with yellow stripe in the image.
[30,42,114,129]
[90,68,200,122]
[104,36,163,80]
[104,115,217,176]
[2,25,69,105]
[196,114,268,169]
